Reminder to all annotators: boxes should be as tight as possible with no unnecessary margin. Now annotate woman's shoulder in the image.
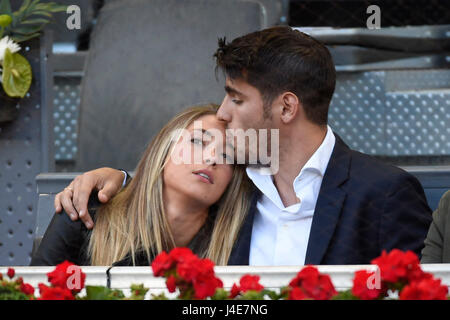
[29,193,102,266]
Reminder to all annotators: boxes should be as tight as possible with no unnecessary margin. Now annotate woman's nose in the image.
[204,148,218,166]
[205,157,217,166]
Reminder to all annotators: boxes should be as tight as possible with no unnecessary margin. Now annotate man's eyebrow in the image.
[225,85,244,97]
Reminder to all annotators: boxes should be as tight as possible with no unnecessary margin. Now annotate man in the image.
[55,26,432,265]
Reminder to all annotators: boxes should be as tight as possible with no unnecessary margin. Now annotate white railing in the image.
[2,264,450,299]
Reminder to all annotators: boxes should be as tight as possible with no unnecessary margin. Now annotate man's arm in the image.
[54,167,126,229]
[379,171,433,258]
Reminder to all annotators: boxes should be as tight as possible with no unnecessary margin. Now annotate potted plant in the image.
[0,0,66,123]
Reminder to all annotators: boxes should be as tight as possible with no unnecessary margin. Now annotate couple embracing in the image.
[31,26,432,267]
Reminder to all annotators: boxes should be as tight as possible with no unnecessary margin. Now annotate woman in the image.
[31,104,253,266]
[421,190,450,263]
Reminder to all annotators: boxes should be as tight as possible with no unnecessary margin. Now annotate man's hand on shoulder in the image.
[54,167,126,229]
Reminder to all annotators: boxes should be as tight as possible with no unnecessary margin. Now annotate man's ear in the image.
[279,92,300,124]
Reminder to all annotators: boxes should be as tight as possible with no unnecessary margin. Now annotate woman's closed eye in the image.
[222,153,233,163]
[191,137,204,145]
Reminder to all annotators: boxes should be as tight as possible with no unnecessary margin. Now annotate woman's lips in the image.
[192,169,214,184]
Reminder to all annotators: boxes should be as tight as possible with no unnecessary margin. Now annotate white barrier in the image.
[2,264,450,299]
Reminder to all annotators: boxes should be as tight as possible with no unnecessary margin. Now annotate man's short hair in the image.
[214,26,336,125]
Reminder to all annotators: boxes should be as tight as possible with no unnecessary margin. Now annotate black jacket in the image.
[30,196,215,266]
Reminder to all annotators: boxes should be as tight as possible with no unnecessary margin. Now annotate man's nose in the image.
[217,100,231,122]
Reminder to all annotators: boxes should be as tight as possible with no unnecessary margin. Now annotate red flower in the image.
[371,249,425,284]
[230,283,241,299]
[169,247,198,263]
[288,266,337,300]
[288,287,308,300]
[400,277,448,300]
[176,254,207,282]
[151,251,174,277]
[352,270,387,300]
[166,275,177,293]
[229,274,264,298]
[153,248,223,299]
[37,283,74,300]
[7,268,15,279]
[192,272,223,300]
[239,275,264,292]
[47,261,86,294]
[20,283,35,296]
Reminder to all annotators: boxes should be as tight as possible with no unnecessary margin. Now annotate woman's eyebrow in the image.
[197,129,235,150]
[193,128,211,137]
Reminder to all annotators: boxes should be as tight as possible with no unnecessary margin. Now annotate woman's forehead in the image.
[187,114,226,131]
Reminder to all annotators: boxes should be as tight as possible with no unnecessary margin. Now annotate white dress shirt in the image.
[246,125,336,266]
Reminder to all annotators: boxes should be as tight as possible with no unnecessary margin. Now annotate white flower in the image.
[0,36,21,62]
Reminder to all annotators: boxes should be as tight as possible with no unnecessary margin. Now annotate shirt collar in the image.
[246,125,336,197]
[297,125,336,179]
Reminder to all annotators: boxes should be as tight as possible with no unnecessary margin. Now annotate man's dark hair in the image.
[214,26,336,125]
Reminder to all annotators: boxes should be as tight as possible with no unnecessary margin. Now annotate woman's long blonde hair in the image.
[88,104,252,266]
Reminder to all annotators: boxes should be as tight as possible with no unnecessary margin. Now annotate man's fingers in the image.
[59,189,79,221]
[54,193,62,213]
[72,175,96,229]
[72,176,82,211]
[78,209,94,229]
[98,181,120,203]
[98,169,125,203]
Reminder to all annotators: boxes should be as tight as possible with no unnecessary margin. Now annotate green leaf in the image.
[10,24,43,35]
[0,0,12,16]
[85,286,125,300]
[2,48,32,98]
[331,290,360,300]
[262,289,283,300]
[35,3,67,12]
[9,33,39,43]
[211,288,229,300]
[240,290,265,300]
[128,284,149,300]
[20,18,51,25]
[150,293,169,300]
[26,10,53,18]
[18,0,33,12]
[2,0,68,42]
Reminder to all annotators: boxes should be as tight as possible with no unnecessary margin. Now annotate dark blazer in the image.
[421,191,450,263]
[228,134,433,265]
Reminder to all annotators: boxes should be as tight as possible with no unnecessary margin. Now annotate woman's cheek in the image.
[219,168,234,191]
